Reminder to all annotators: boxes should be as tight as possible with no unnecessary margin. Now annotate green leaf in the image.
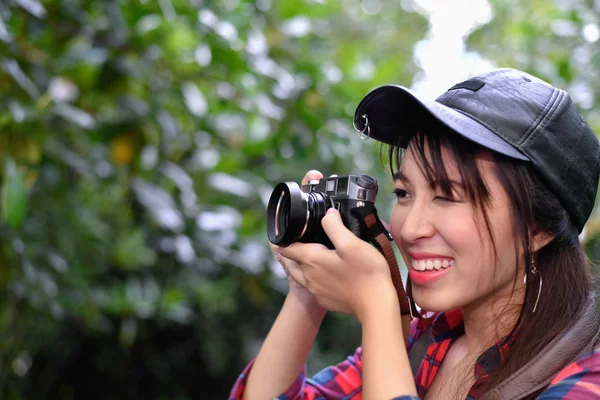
[113,229,157,269]
[1,157,26,228]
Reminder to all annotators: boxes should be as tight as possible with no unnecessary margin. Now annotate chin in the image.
[412,289,462,313]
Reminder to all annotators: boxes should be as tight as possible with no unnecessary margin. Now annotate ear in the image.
[532,230,553,253]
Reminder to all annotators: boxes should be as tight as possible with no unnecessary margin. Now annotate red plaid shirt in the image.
[230,309,600,399]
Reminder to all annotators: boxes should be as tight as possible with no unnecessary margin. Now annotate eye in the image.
[434,196,455,202]
[434,192,464,203]
[392,188,409,200]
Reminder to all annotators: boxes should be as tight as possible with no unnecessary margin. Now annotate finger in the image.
[301,170,324,185]
[274,250,303,280]
[320,208,360,254]
[269,242,280,257]
[278,242,314,262]
[279,242,339,279]
[276,254,307,286]
[278,242,333,268]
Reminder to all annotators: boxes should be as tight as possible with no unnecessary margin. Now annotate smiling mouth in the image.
[411,259,454,272]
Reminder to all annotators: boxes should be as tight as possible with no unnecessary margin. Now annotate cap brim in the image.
[354,85,529,161]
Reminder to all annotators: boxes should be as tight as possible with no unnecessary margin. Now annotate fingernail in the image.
[326,207,338,215]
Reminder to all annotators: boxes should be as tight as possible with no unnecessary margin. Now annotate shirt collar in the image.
[425,308,519,381]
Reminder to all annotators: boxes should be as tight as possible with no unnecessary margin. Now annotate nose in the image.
[399,201,436,244]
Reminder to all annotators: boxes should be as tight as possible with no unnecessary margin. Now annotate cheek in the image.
[487,210,520,278]
[390,204,482,250]
[439,217,488,275]
[389,206,405,246]
[454,212,517,292]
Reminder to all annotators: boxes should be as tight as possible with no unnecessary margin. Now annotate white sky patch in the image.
[281,16,312,37]
[411,0,496,99]
[182,82,208,117]
[582,23,600,43]
[195,44,212,67]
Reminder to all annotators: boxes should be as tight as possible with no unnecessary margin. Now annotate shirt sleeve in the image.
[230,317,427,399]
[228,347,363,400]
[229,318,429,400]
[536,350,600,399]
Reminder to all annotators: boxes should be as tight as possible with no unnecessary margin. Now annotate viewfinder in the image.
[337,177,348,194]
[326,179,336,193]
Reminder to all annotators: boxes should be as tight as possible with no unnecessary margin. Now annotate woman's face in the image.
[390,143,522,313]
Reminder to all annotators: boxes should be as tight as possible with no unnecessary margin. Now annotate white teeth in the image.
[411,260,424,271]
[411,258,454,271]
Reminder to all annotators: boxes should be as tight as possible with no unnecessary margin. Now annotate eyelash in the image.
[391,189,457,203]
[434,196,456,203]
[392,189,409,199]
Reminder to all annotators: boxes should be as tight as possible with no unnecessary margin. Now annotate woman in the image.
[229,68,600,399]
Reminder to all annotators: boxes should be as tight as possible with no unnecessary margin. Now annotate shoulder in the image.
[538,342,600,399]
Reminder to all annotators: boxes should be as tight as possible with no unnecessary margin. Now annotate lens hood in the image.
[266,182,308,246]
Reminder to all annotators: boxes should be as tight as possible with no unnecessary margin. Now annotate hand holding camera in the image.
[266,170,393,316]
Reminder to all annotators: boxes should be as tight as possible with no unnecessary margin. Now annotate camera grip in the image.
[345,202,378,242]
[345,211,364,239]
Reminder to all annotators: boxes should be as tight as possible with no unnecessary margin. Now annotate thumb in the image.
[320,208,357,252]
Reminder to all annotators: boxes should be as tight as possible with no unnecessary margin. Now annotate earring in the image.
[524,255,543,313]
[405,277,419,320]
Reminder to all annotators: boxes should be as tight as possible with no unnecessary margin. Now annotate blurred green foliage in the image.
[1,0,599,399]
[0,0,426,398]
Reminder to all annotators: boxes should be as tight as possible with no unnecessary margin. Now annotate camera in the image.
[266,174,379,248]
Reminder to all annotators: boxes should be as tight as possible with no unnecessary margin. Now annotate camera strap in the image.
[351,207,419,321]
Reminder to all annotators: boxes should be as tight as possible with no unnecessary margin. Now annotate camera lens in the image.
[276,193,290,238]
[266,182,329,246]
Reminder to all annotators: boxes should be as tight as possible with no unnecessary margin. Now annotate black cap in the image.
[354,68,600,233]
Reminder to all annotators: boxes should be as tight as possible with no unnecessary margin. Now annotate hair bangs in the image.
[388,124,492,212]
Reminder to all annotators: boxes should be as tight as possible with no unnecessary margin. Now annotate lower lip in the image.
[409,266,451,285]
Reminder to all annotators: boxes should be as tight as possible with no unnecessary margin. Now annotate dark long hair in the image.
[386,121,597,396]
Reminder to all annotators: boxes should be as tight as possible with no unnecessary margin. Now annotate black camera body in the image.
[266,174,379,249]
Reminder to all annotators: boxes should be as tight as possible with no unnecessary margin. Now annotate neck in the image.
[461,282,525,353]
